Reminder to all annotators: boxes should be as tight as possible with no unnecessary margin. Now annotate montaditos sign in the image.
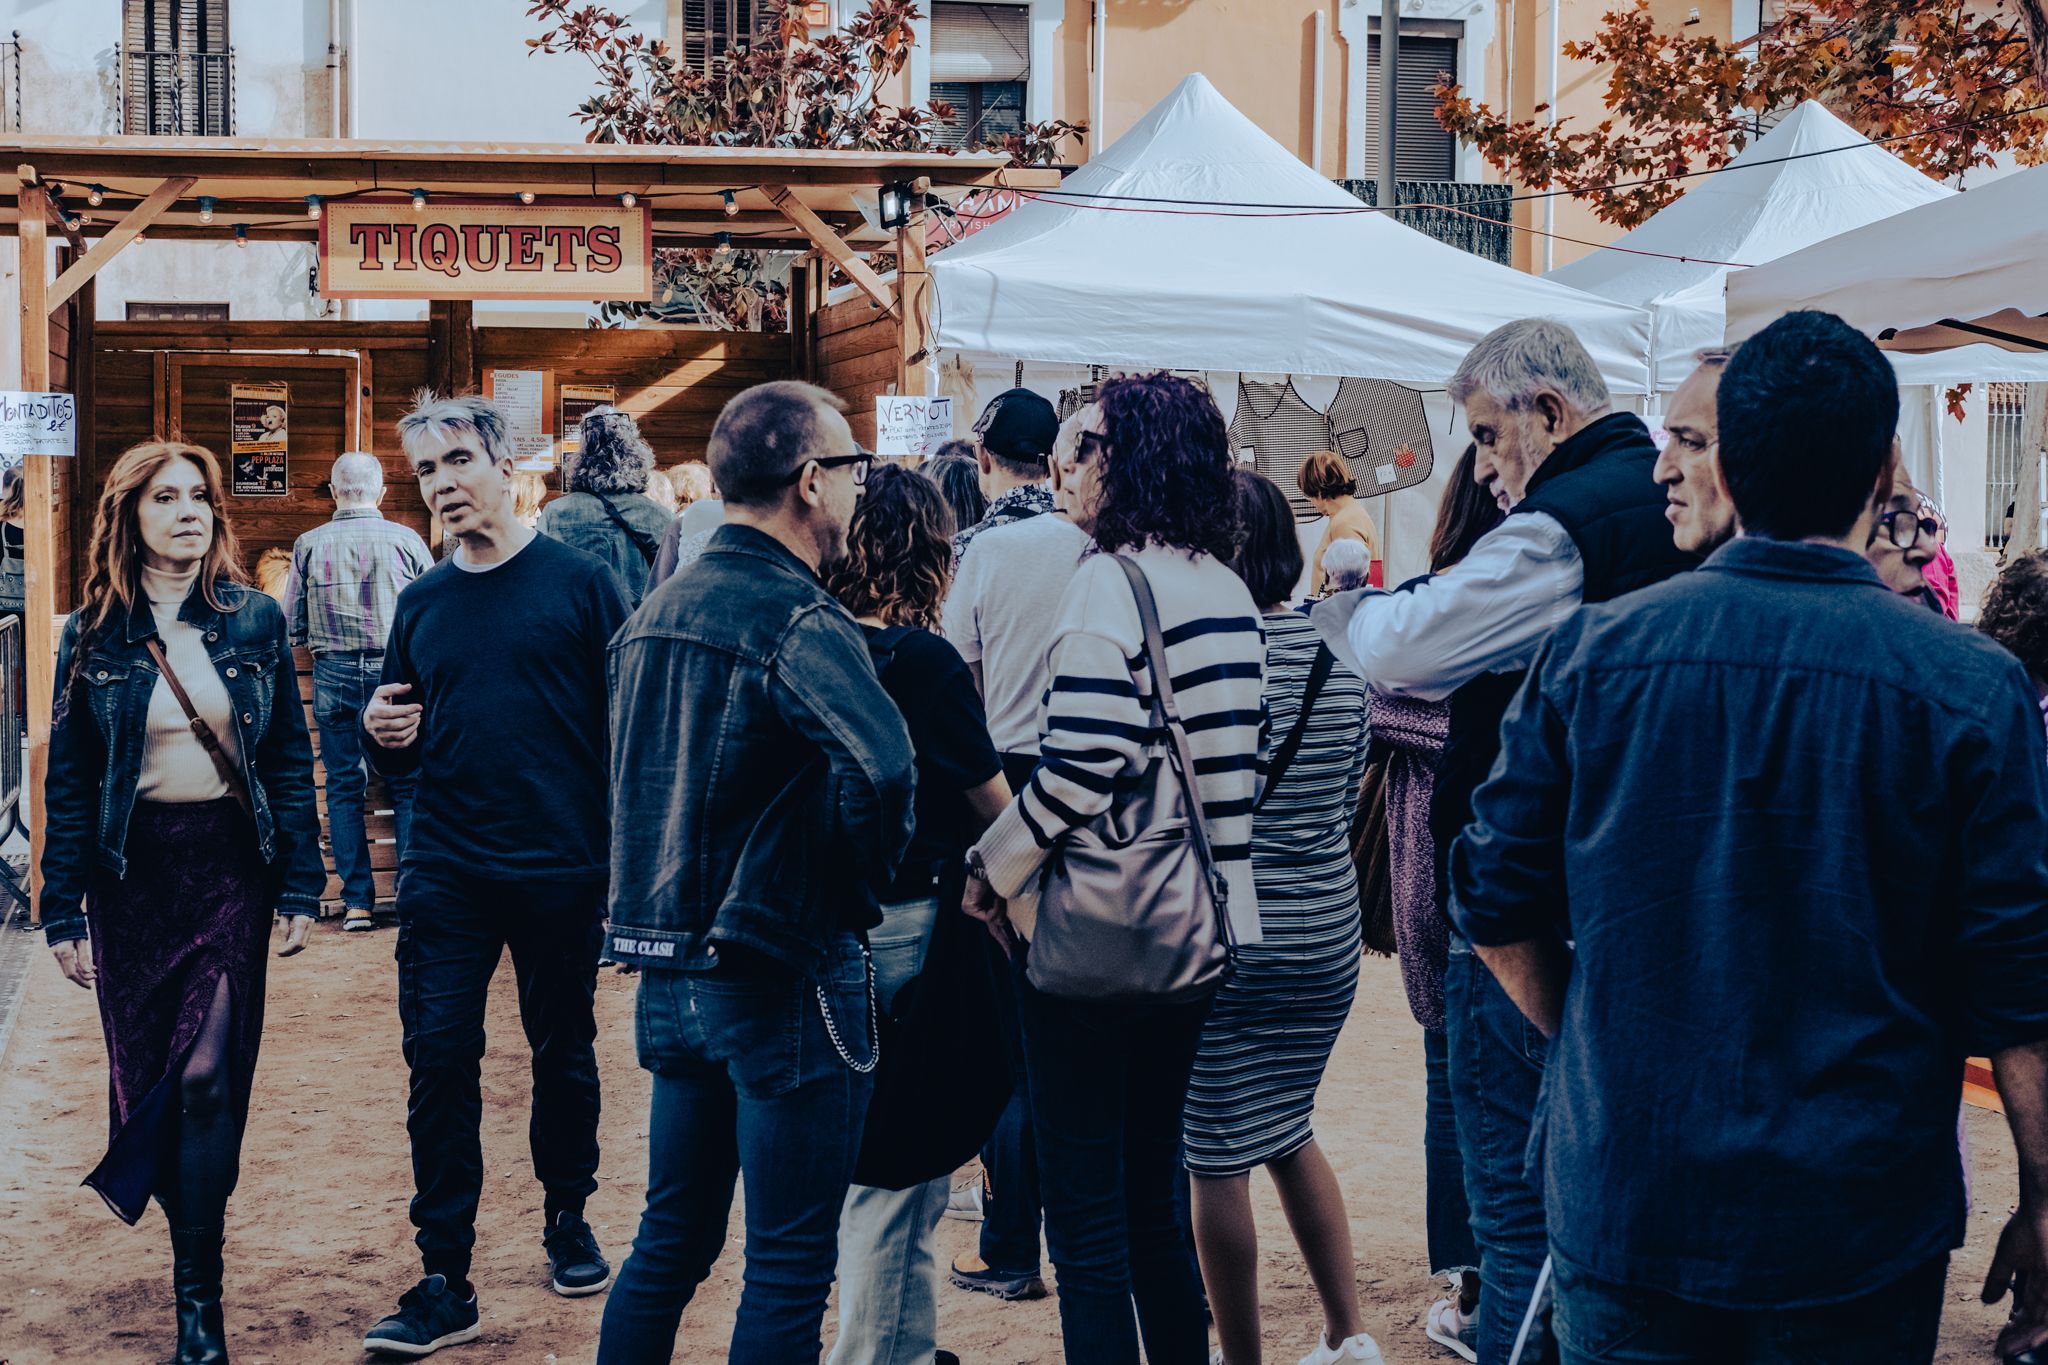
[318,200,655,301]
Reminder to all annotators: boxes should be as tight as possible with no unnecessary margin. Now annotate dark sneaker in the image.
[362,1275,481,1357]
[544,1211,613,1297]
[948,1257,1047,1301]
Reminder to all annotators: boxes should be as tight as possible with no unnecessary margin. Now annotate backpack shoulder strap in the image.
[1254,642,1335,813]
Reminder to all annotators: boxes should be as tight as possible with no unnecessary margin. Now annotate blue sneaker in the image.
[544,1211,613,1297]
[362,1275,481,1357]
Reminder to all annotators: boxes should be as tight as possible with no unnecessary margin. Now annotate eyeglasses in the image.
[777,452,871,489]
[1876,508,1942,550]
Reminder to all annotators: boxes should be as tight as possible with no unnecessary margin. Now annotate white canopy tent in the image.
[1723,162,2048,379]
[1546,102,1952,393]
[929,73,1655,392]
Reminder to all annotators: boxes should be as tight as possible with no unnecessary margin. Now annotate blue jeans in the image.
[833,898,944,1365]
[981,751,1047,1277]
[1551,1254,1947,1364]
[1426,1026,1480,1280]
[597,934,874,1365]
[1018,977,1213,1365]
[312,651,415,909]
[1446,936,1553,1365]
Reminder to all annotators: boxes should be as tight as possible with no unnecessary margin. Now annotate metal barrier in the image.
[119,46,234,137]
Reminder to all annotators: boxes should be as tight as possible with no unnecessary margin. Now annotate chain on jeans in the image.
[814,943,879,1074]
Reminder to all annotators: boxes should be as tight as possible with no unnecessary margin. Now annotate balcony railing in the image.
[118,45,233,137]
[1337,180,1514,265]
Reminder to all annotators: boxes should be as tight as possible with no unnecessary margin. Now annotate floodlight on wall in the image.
[518,190,537,205]
[878,180,914,230]
[197,196,215,224]
[234,224,249,248]
[305,195,323,220]
[619,192,637,209]
[412,188,429,211]
[86,184,104,207]
[722,189,739,217]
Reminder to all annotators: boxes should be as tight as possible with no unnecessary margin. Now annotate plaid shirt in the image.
[284,508,434,656]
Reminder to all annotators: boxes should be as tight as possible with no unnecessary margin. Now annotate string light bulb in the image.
[715,230,733,256]
[61,213,80,231]
[722,189,739,217]
[305,195,323,220]
[619,191,637,209]
[86,184,104,207]
[234,223,249,248]
[197,196,215,224]
[518,190,536,205]
[411,188,428,211]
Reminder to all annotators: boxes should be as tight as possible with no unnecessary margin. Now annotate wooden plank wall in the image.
[815,296,901,447]
[475,327,794,467]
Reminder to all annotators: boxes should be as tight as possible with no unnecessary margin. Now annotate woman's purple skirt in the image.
[83,797,272,1223]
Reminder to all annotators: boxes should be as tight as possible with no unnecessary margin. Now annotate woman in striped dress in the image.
[1186,468,1377,1365]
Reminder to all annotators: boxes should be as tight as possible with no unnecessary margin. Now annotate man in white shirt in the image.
[1312,318,1696,1364]
[935,420,1090,1304]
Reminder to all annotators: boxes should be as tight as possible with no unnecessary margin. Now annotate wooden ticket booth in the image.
[1,136,1053,918]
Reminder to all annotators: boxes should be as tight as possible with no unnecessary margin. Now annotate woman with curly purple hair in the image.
[961,372,1266,1364]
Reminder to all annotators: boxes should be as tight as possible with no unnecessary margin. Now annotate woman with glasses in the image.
[1866,471,1942,607]
[961,373,1267,1365]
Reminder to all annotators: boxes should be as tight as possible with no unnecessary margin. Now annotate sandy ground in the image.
[0,919,2023,1364]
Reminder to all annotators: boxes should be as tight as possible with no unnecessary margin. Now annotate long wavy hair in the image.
[67,441,246,702]
[565,406,655,496]
[1090,373,1239,561]
[1428,443,1505,573]
[827,463,956,630]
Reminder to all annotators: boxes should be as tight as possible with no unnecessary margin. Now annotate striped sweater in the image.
[974,544,1269,947]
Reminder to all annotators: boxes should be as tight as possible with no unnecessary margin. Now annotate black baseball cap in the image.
[973,388,1059,465]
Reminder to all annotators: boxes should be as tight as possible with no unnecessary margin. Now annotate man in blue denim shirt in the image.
[597,381,916,1365]
[1452,311,2048,1363]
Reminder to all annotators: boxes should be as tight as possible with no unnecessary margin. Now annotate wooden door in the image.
[160,352,361,577]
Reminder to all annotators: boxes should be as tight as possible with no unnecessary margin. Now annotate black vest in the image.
[1430,413,1700,895]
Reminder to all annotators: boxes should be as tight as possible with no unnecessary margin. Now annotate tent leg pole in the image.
[18,173,52,929]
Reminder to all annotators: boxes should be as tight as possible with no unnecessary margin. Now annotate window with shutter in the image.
[676,0,766,76]
[122,0,232,136]
[929,3,1029,150]
[1362,32,1458,181]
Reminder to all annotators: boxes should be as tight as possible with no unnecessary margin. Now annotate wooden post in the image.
[18,174,52,923]
[895,178,931,398]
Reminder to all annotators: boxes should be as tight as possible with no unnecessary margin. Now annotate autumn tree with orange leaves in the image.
[1435,0,2048,230]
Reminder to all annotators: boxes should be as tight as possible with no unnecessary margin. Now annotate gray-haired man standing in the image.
[1314,319,1697,1363]
[284,451,433,932]
[359,395,631,1358]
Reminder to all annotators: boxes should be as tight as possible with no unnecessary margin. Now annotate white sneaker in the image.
[1300,1331,1386,1365]
[1425,1295,1478,1363]
[944,1174,985,1222]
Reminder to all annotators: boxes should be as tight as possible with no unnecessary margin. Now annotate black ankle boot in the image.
[168,1222,229,1365]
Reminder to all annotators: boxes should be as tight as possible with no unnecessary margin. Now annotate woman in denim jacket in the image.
[40,440,323,1365]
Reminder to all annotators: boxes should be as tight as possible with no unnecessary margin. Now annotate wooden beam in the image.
[765,185,898,319]
[47,175,195,312]
[18,172,51,925]
[896,177,931,397]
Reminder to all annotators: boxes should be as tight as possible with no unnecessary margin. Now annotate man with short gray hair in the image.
[283,450,433,932]
[359,393,632,1358]
[1313,317,1695,1364]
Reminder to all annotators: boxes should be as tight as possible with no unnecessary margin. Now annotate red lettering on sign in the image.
[585,225,622,273]
[542,225,583,272]
[348,222,396,269]
[506,224,544,271]
[392,222,419,271]
[419,223,462,277]
[460,223,502,271]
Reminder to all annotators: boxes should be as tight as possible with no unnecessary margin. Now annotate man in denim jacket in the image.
[597,380,916,1365]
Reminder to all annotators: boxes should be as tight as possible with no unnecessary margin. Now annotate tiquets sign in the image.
[318,199,654,302]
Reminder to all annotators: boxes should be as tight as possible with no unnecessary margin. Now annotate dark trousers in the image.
[980,750,1046,1276]
[1446,936,1553,1365]
[394,863,605,1286]
[1018,976,1213,1365]
[597,937,874,1365]
[1552,1255,1947,1365]
[1426,1025,1480,1278]
[312,651,416,910]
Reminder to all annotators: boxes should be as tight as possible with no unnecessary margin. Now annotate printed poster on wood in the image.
[558,384,617,461]
[484,368,555,470]
[229,382,291,497]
